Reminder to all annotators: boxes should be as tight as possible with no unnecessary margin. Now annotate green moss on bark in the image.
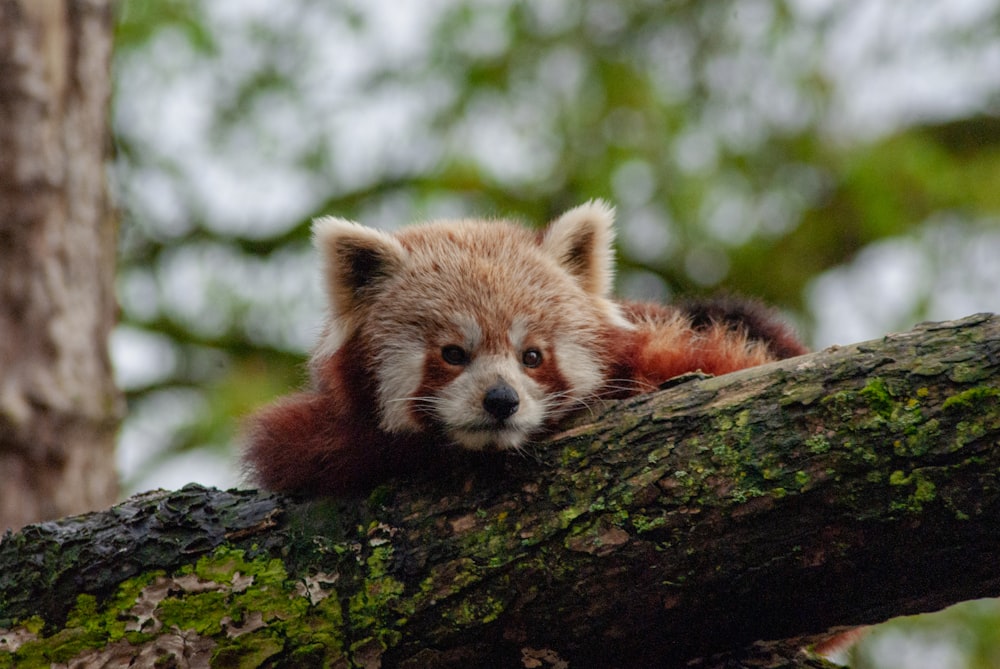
[0,546,347,668]
[1,315,998,668]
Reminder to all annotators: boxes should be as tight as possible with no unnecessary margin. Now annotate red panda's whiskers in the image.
[600,378,661,395]
[389,396,444,408]
[544,389,600,413]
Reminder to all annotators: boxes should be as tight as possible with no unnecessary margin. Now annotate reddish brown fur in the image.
[245,334,436,496]
[245,299,803,496]
[671,296,809,360]
[525,352,570,398]
[243,204,807,497]
[607,299,807,393]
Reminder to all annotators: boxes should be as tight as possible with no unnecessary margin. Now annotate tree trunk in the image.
[0,0,121,531]
[1,314,998,668]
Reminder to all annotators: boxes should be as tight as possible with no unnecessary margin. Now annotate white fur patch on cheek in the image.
[554,339,603,402]
[376,342,427,433]
[435,373,482,432]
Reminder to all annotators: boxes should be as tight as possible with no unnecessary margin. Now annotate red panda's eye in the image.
[441,345,469,366]
[522,348,542,368]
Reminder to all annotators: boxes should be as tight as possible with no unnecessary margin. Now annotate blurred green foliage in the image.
[851,599,1000,669]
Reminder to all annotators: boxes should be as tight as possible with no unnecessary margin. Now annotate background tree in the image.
[0,0,121,531]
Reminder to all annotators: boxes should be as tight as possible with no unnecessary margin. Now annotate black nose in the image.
[483,382,519,420]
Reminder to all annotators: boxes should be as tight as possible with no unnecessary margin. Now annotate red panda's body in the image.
[244,201,807,495]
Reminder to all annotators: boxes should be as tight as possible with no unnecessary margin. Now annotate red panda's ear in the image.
[541,199,617,297]
[311,217,406,317]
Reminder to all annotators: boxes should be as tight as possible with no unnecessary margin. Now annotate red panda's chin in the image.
[448,424,534,452]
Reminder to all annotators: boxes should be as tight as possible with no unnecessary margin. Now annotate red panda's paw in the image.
[243,392,389,496]
[242,393,332,494]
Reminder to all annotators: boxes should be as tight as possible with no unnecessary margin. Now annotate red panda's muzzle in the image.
[482,381,520,421]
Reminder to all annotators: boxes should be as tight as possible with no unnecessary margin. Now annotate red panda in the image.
[244,200,807,496]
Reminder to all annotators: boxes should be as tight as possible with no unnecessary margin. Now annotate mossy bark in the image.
[2,314,999,668]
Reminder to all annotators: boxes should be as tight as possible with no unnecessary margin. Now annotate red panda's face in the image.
[310,200,630,451]
[363,227,617,451]
[373,306,607,451]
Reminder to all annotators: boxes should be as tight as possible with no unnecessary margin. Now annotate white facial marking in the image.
[508,317,529,351]
[377,340,428,433]
[552,339,603,404]
[452,315,483,351]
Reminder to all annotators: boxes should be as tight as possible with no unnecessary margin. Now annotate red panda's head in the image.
[310,200,631,451]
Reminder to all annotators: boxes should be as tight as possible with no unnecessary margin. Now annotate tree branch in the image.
[2,313,998,668]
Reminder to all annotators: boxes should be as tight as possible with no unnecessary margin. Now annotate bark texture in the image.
[0,0,121,530]
[1,314,999,668]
